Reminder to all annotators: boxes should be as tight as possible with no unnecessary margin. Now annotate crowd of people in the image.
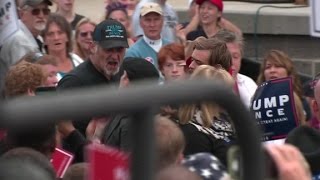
[0,0,318,179]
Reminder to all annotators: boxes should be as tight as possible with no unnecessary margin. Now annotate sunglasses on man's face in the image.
[79,31,93,38]
[30,8,51,16]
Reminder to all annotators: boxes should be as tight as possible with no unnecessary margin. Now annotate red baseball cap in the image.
[195,0,223,12]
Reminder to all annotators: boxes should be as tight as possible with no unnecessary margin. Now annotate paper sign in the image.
[0,0,19,46]
[251,77,299,141]
[51,148,74,178]
[87,144,130,180]
[310,0,320,37]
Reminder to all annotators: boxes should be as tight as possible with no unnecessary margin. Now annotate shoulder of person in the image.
[57,73,84,90]
[125,40,143,56]
[75,13,85,19]
[70,53,84,66]
[237,73,257,87]
[186,30,202,41]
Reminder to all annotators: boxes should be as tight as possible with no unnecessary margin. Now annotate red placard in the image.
[51,148,74,178]
[87,144,130,180]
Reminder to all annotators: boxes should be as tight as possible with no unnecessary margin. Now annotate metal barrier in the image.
[0,80,264,180]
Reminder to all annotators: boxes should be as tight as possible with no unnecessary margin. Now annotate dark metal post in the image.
[131,108,156,180]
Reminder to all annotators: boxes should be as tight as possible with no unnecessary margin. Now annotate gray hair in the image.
[214,30,244,54]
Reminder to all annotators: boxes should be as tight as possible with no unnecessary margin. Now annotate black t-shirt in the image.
[186,29,208,41]
[58,60,120,136]
[71,14,85,30]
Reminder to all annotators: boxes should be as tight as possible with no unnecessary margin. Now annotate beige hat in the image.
[140,2,163,16]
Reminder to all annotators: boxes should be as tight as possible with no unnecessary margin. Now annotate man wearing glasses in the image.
[0,0,52,66]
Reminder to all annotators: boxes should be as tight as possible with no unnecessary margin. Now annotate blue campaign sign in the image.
[250,77,299,141]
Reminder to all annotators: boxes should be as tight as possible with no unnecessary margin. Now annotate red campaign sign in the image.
[87,144,130,180]
[51,148,74,178]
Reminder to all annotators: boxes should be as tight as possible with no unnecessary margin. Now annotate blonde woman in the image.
[73,18,96,60]
[178,65,236,165]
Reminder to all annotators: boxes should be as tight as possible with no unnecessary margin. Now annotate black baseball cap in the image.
[92,19,129,49]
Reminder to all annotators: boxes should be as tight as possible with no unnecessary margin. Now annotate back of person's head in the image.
[155,165,201,180]
[0,147,56,180]
[22,52,58,66]
[193,36,232,71]
[35,55,58,66]
[179,65,234,127]
[191,65,234,87]
[5,123,56,158]
[214,29,244,54]
[154,115,185,171]
[4,61,45,98]
[121,57,159,84]
[63,163,88,180]
[21,51,45,63]
[285,125,320,176]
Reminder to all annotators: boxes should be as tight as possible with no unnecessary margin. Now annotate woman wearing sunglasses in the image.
[43,13,83,80]
[73,18,96,61]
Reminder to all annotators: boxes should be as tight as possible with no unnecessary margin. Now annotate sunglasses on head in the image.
[79,31,93,38]
[31,8,51,16]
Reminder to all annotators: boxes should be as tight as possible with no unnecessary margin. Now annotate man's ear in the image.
[119,71,130,88]
[27,88,36,96]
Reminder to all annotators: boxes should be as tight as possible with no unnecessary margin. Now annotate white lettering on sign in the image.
[252,95,289,110]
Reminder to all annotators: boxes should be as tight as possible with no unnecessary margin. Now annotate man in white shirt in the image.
[214,30,257,108]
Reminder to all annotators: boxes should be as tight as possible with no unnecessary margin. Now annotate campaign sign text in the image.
[251,77,299,141]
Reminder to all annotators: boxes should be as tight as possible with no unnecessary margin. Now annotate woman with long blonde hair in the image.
[73,18,96,60]
[178,65,235,165]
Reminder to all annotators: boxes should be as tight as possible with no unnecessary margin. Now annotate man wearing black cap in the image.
[0,0,52,66]
[57,19,129,136]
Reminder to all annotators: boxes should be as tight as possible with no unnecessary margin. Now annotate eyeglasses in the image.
[79,31,93,38]
[30,8,51,16]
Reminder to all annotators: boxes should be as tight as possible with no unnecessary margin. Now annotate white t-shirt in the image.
[237,73,258,108]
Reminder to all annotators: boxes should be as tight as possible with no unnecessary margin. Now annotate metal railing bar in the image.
[0,79,263,180]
